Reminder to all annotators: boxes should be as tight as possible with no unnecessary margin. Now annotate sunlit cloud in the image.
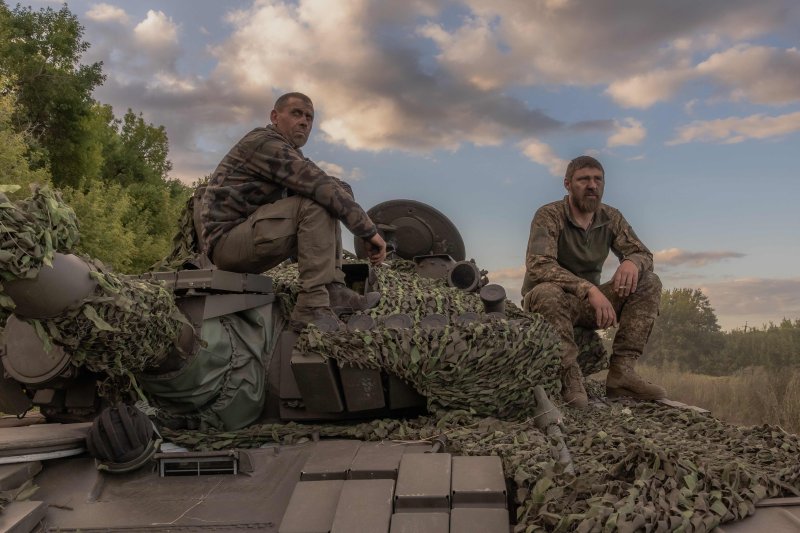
[607,118,647,147]
[606,69,695,109]
[134,10,179,59]
[519,139,567,177]
[668,111,800,145]
[697,45,800,105]
[316,161,365,182]
[488,265,525,300]
[655,248,745,267]
[86,3,129,24]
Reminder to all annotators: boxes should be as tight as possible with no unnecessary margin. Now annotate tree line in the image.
[643,288,800,375]
[0,2,192,273]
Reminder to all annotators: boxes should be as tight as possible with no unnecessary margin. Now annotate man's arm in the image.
[244,135,377,240]
[610,210,653,273]
[609,209,653,297]
[522,206,596,300]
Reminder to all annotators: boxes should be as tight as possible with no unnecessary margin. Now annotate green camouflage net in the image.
[151,191,202,271]
[0,186,186,392]
[0,185,80,327]
[25,265,186,382]
[298,319,562,417]
[270,260,608,377]
[163,395,800,532]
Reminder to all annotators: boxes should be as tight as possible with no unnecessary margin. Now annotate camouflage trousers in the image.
[211,195,346,308]
[523,272,662,369]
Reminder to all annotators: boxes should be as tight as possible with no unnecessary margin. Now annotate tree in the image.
[0,2,104,188]
[645,288,725,374]
[0,79,51,197]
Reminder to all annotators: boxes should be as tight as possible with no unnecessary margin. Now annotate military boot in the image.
[562,364,589,409]
[326,283,381,312]
[289,306,345,333]
[606,355,667,400]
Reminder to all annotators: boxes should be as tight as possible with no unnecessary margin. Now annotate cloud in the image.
[133,10,180,66]
[606,69,695,109]
[209,0,562,154]
[316,161,365,182]
[655,248,745,267]
[487,265,526,301]
[607,44,800,109]
[700,277,800,320]
[668,111,800,144]
[607,118,647,147]
[80,0,800,182]
[696,45,800,105]
[86,3,129,24]
[428,0,791,89]
[519,139,567,176]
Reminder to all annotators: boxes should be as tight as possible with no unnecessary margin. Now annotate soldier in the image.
[200,92,387,330]
[522,156,666,408]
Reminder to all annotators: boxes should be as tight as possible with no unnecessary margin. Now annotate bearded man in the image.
[522,155,666,408]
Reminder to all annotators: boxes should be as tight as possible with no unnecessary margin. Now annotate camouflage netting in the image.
[163,392,800,532]
[0,186,186,392]
[299,318,563,417]
[0,185,80,328]
[151,190,203,271]
[29,267,186,381]
[271,260,609,379]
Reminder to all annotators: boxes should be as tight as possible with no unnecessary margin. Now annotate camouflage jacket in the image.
[522,196,653,300]
[199,125,377,254]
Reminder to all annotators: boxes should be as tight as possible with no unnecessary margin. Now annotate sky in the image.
[28,0,800,331]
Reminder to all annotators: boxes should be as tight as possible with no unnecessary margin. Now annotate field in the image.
[634,364,800,434]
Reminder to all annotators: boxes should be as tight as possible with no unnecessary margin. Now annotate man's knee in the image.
[523,283,570,315]
[636,271,662,302]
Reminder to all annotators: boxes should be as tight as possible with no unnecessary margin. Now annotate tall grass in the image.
[636,364,800,434]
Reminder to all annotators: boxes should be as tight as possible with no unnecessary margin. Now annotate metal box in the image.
[301,440,361,481]
[290,352,344,413]
[278,480,344,533]
[348,442,406,480]
[389,512,449,533]
[449,507,509,532]
[331,479,395,533]
[451,455,507,508]
[339,365,385,411]
[394,453,452,512]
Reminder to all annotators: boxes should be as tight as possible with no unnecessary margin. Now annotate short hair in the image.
[274,92,313,110]
[565,155,604,180]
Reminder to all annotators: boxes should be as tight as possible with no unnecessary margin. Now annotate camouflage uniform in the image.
[522,197,661,369]
[199,125,377,308]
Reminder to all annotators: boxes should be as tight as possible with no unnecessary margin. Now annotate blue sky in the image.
[30,0,800,330]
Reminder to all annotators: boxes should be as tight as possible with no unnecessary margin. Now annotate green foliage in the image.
[645,288,799,375]
[0,2,104,188]
[0,3,192,274]
[725,319,800,369]
[61,181,137,272]
[0,82,51,197]
[100,110,173,186]
[646,288,725,373]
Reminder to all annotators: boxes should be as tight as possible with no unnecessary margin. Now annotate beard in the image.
[573,193,601,213]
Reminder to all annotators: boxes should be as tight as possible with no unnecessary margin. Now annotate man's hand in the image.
[612,259,639,298]
[588,286,617,329]
[364,233,386,265]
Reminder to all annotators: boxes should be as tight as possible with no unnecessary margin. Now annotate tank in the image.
[0,189,798,532]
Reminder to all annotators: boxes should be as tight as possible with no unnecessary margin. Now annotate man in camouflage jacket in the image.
[522,155,666,408]
[200,92,386,329]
